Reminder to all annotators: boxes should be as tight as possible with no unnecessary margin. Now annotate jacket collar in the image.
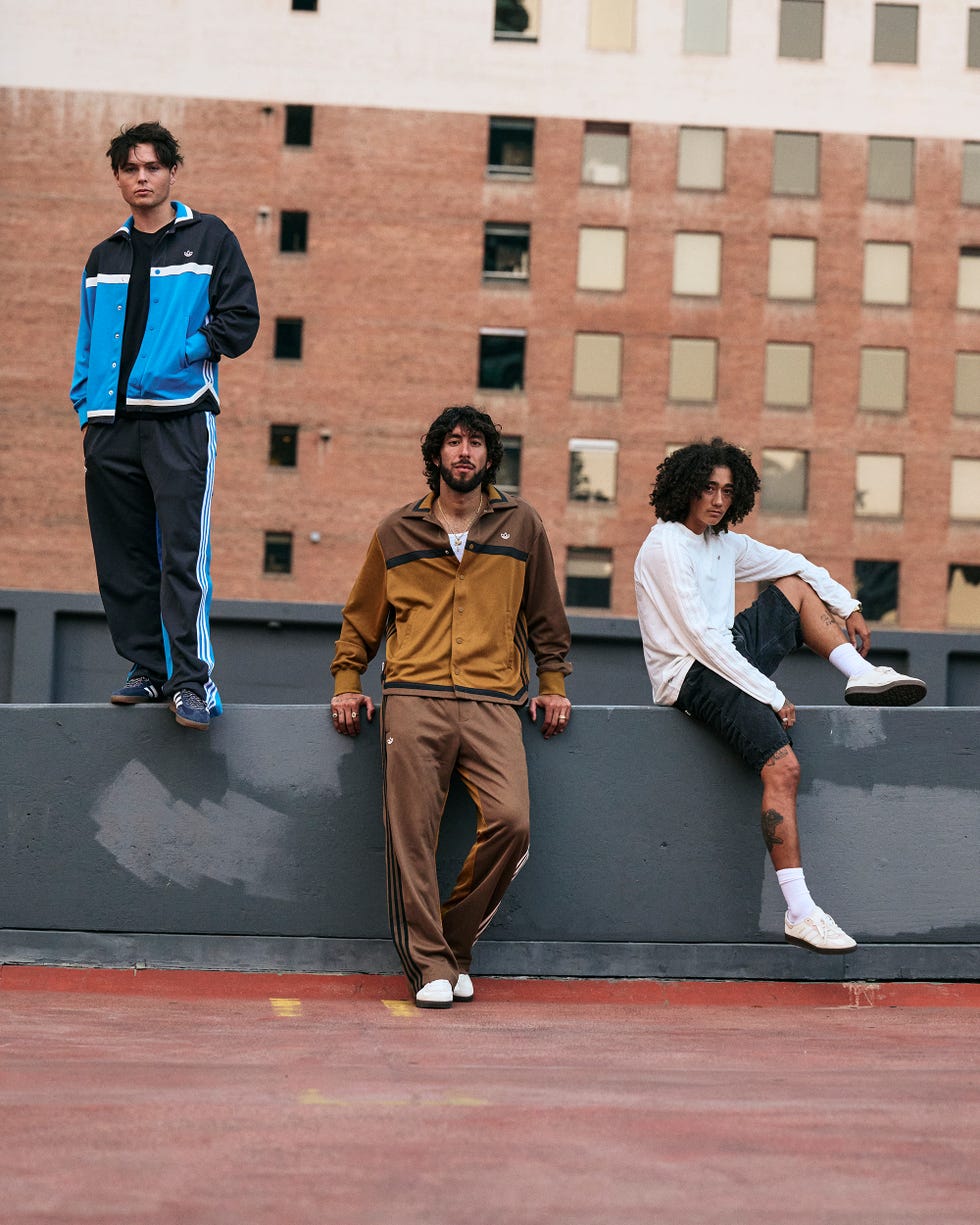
[115,200,194,239]
[408,485,514,516]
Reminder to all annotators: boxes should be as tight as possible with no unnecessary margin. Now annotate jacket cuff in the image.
[332,670,363,697]
[536,671,567,698]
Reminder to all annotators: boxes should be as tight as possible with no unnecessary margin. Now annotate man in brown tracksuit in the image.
[330,405,572,1008]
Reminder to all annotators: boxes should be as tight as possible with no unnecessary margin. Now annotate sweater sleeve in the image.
[330,534,390,695]
[732,535,860,619]
[639,529,786,710]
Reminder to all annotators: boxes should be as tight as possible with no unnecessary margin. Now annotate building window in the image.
[947,564,980,627]
[582,122,630,186]
[855,453,904,517]
[280,211,308,253]
[761,448,808,514]
[264,532,293,575]
[859,348,907,412]
[957,248,980,309]
[274,318,303,360]
[284,104,313,147]
[873,3,918,64]
[969,9,980,68]
[291,0,317,9]
[487,117,535,177]
[863,242,911,306]
[494,0,539,41]
[568,439,619,503]
[577,227,627,291]
[868,137,914,202]
[669,338,718,403]
[497,436,522,493]
[566,547,613,609]
[950,458,980,520]
[772,132,820,197]
[855,560,899,622]
[589,0,635,51]
[779,0,824,60]
[479,328,526,390]
[483,223,530,283]
[269,425,298,467]
[683,0,729,55]
[768,237,817,301]
[764,342,812,409]
[677,127,726,191]
[954,352,980,415]
[572,333,623,399]
[673,232,722,297]
[962,142,980,204]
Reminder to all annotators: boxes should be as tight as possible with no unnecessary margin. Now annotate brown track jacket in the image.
[331,487,571,704]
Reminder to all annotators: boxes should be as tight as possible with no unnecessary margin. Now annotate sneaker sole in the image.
[415,998,453,1010]
[453,992,475,1003]
[110,694,164,705]
[785,934,856,954]
[844,681,926,707]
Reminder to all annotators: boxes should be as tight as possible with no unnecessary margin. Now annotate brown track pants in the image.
[380,695,531,994]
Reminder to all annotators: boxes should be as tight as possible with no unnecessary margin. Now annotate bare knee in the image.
[761,744,800,791]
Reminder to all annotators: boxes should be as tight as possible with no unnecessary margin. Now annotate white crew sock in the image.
[828,642,874,680]
[777,867,817,925]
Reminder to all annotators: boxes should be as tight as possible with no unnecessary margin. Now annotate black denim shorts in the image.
[675,584,804,773]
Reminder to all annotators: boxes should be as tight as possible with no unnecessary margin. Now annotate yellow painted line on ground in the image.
[269,997,303,1018]
[297,1089,489,1109]
[381,999,417,1017]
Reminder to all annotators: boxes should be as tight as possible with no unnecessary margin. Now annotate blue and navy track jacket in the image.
[71,201,260,426]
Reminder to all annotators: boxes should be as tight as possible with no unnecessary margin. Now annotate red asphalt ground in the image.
[1,969,978,1225]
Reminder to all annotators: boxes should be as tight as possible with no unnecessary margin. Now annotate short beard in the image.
[440,463,487,494]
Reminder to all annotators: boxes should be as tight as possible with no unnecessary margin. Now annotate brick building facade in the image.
[2,1,980,628]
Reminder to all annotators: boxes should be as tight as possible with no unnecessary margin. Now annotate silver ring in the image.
[332,711,339,719]
[352,712,359,718]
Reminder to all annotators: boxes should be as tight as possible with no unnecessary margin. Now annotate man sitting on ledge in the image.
[634,438,926,954]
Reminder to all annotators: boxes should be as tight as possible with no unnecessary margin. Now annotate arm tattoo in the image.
[761,809,785,852]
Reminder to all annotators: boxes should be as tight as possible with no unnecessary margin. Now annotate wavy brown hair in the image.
[421,406,503,493]
[649,438,759,532]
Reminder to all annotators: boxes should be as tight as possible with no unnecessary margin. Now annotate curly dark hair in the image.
[106,122,183,173]
[649,437,759,532]
[421,406,503,493]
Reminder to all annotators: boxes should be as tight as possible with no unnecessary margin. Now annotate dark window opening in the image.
[856,560,899,622]
[497,436,523,493]
[487,117,535,176]
[264,532,293,575]
[483,223,530,281]
[285,104,313,147]
[275,318,304,360]
[280,211,309,253]
[269,424,299,467]
[479,331,525,391]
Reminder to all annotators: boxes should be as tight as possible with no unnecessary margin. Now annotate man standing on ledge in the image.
[71,122,259,730]
[634,438,926,954]
[330,406,572,1008]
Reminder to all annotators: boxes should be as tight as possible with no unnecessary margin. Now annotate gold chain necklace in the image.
[435,496,484,547]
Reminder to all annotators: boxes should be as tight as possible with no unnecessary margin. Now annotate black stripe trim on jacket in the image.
[465,542,530,562]
[386,546,451,569]
[383,678,530,701]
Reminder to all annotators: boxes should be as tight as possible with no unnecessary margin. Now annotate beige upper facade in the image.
[2,0,980,627]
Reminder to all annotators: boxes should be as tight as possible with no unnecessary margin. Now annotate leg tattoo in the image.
[761,808,785,853]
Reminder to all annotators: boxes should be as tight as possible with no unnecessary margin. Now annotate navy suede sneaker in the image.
[170,690,210,731]
[110,675,165,705]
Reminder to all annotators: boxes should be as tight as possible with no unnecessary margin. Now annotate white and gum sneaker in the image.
[785,907,857,954]
[415,979,453,1009]
[844,666,926,707]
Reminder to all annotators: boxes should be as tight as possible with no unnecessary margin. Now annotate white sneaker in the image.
[785,906,857,954]
[415,979,453,1009]
[453,973,474,1002]
[845,666,926,707]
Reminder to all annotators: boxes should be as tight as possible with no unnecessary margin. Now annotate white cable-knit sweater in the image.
[633,521,859,711]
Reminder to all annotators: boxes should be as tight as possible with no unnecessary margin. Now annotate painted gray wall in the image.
[3,588,980,707]
[2,703,977,982]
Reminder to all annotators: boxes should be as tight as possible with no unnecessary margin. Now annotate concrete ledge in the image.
[2,704,978,981]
